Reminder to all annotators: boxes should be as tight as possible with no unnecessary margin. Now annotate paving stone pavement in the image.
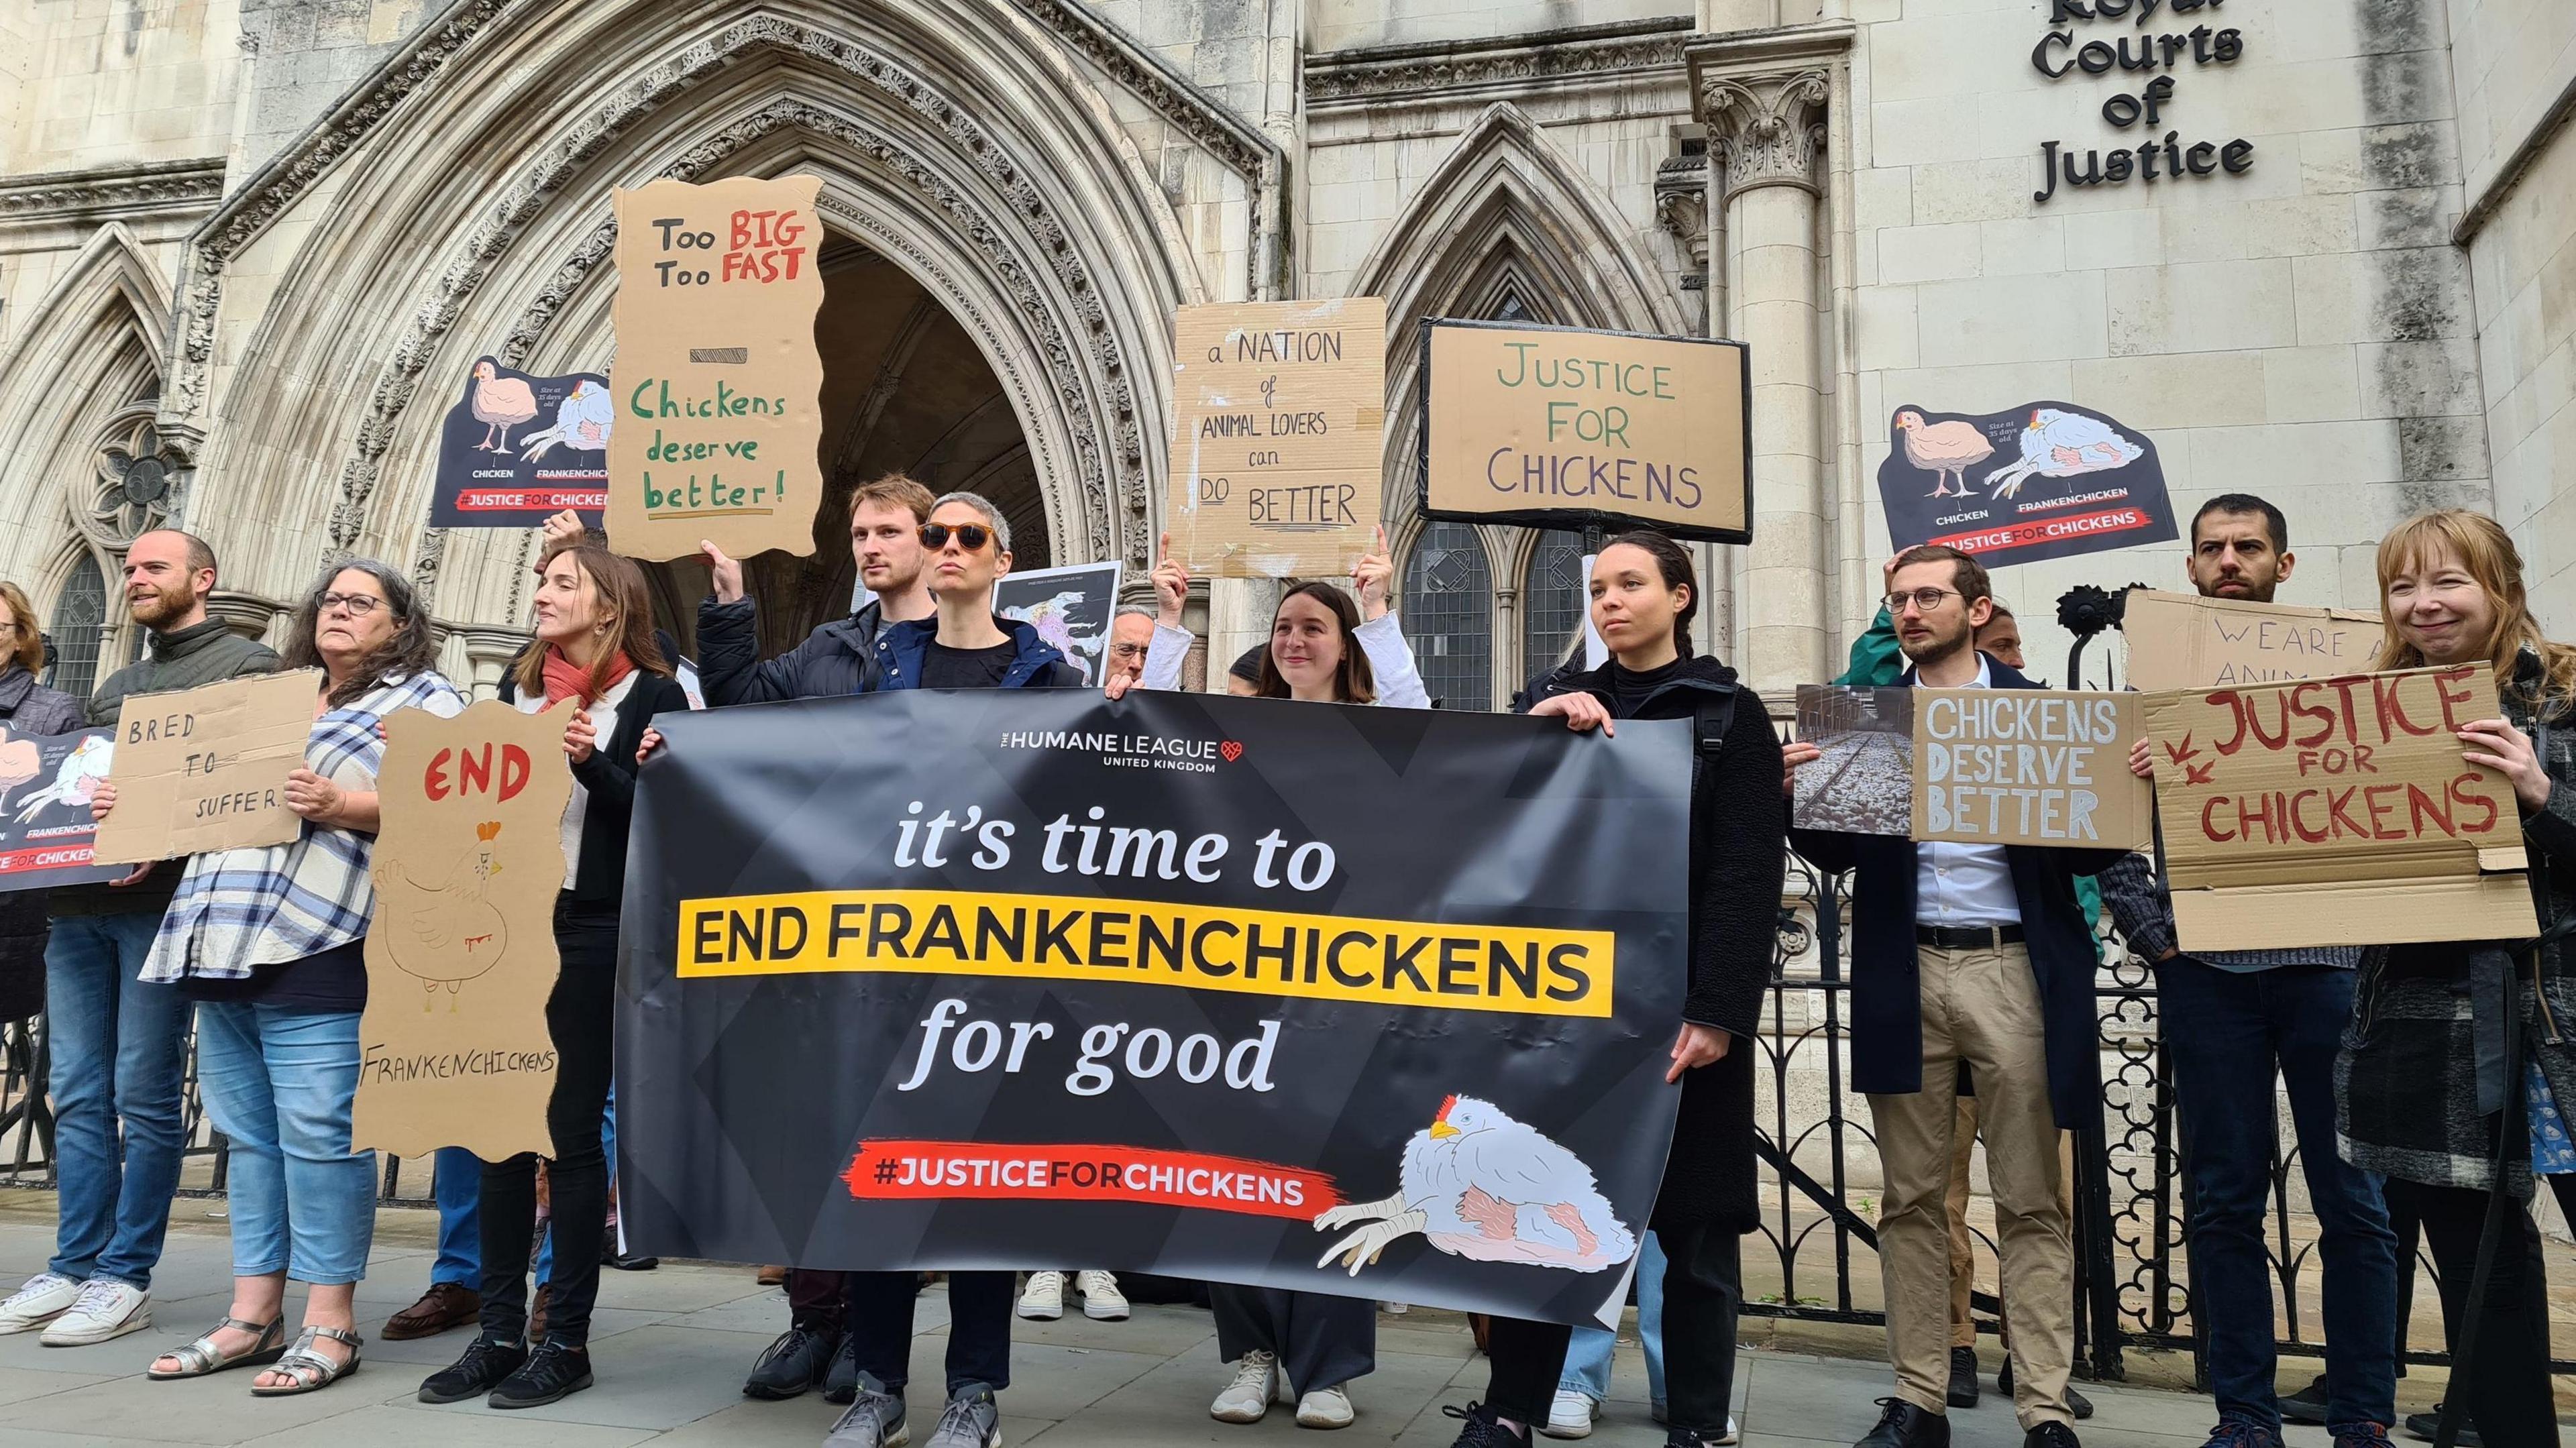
[0,1214,2375,1448]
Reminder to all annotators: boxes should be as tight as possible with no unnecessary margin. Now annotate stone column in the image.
[1206,577,1280,694]
[202,590,286,648]
[1701,71,1829,698]
[452,626,533,702]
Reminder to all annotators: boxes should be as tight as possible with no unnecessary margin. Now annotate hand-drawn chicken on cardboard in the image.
[1313,1095,1638,1276]
[1878,400,2176,570]
[354,702,572,1161]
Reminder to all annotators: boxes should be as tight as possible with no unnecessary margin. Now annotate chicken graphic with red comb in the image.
[1311,1095,1637,1275]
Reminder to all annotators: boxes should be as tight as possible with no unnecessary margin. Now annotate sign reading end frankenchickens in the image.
[606,174,824,563]
[618,691,1691,1327]
[1877,401,2178,568]
[1421,321,1750,543]
[353,702,571,1160]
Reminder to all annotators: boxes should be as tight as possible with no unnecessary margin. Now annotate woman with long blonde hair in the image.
[2341,509,2576,1445]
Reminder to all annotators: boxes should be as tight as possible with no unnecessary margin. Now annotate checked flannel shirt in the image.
[144,670,465,984]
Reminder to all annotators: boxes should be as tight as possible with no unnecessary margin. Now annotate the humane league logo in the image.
[998,728,1241,774]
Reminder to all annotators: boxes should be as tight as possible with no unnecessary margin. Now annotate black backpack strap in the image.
[1690,683,1738,761]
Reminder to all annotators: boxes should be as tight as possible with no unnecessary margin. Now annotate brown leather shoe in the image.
[382,1282,480,1341]
[757,1264,787,1286]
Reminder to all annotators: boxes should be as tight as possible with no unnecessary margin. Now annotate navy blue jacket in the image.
[868,615,1086,691]
[1788,657,2127,1129]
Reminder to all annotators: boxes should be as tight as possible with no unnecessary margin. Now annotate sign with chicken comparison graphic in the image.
[0,726,124,892]
[619,691,1691,1327]
[1876,400,2178,569]
[353,702,572,1161]
[428,356,615,528]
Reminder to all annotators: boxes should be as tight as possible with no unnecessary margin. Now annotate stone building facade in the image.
[0,0,2566,706]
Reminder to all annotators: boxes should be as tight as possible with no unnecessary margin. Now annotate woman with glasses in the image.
[0,583,83,1031]
[121,562,464,1395]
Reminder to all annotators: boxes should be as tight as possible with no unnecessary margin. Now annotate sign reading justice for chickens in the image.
[354,702,572,1161]
[1877,400,2178,569]
[606,174,825,563]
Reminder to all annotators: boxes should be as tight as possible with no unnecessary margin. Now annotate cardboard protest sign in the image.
[996,561,1123,690]
[1167,298,1387,577]
[1911,689,2149,850]
[0,726,124,891]
[91,670,322,865]
[1792,685,1913,836]
[429,357,612,528]
[2141,665,2537,951]
[606,174,825,562]
[354,702,573,1160]
[1876,402,2178,569]
[2123,590,2383,692]
[1421,321,1750,543]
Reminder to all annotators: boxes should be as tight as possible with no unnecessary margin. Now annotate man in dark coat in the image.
[694,474,938,706]
[1785,545,2125,1448]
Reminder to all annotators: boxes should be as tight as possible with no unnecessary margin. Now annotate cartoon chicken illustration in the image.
[1982,407,2145,499]
[380,820,510,1010]
[1311,1095,1637,1276]
[9,734,111,822]
[468,359,540,453]
[1002,590,1098,687]
[517,379,615,462]
[1892,408,1996,499]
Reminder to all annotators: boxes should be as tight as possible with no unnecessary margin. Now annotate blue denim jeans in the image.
[1560,1231,1666,1412]
[436,1081,615,1286]
[44,911,193,1289]
[2159,958,2398,1431]
[193,1001,376,1284]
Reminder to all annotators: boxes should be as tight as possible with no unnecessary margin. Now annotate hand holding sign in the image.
[702,540,746,605]
[2459,718,2549,811]
[565,710,598,765]
[282,768,346,824]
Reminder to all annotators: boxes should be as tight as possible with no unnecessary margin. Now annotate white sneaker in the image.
[1717,1416,1740,1447]
[1210,1349,1277,1423]
[1075,1270,1128,1321]
[38,1278,148,1346]
[1016,1270,1065,1321]
[1540,1389,1597,1439]
[1295,1385,1354,1429]
[0,1274,80,1334]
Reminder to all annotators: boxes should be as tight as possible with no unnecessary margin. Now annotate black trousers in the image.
[480,901,616,1349]
[849,1269,1014,1395]
[1210,1286,1375,1397]
[1658,1224,1744,1434]
[2383,1176,2559,1446]
[1481,1316,1572,1427]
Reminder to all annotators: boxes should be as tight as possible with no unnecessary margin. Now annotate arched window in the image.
[1520,530,1587,695]
[1401,522,1492,710]
[48,553,107,703]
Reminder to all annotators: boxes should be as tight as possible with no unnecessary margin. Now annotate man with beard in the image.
[2097,497,2398,1448]
[0,531,279,1346]
[1784,544,2123,1448]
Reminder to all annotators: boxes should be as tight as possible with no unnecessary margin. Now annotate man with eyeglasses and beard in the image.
[1782,545,2125,1448]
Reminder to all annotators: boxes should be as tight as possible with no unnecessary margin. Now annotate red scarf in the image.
[541,647,635,710]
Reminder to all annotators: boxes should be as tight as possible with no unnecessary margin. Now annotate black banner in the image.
[616,691,1690,1325]
[0,726,123,892]
[1876,400,2178,568]
[428,355,612,528]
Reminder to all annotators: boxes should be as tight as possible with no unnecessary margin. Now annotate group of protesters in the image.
[0,474,2565,1448]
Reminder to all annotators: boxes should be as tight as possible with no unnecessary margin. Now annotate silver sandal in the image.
[248,1324,362,1396]
[146,1317,286,1380]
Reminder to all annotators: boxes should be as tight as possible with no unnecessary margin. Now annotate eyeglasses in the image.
[918,522,994,553]
[1882,588,1962,614]
[1108,642,1149,660]
[319,592,384,617]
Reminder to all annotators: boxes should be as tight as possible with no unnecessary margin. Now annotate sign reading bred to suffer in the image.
[619,691,1690,1327]
[1166,298,1387,577]
[0,726,124,891]
[92,670,322,865]
[354,702,573,1160]
[1910,689,2149,850]
[1876,401,2178,569]
[1421,321,1750,543]
[2123,590,2383,692]
[606,174,825,563]
[2141,665,2537,951]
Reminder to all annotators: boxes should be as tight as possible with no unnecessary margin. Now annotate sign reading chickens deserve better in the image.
[606,174,825,562]
[428,356,614,528]
[354,702,572,1161]
[1876,400,2178,569]
[619,691,1691,1327]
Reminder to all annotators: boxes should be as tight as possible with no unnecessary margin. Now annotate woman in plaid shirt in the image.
[116,560,464,1396]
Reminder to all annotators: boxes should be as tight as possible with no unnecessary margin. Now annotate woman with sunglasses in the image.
[1114,526,1426,708]
[865,494,1089,691]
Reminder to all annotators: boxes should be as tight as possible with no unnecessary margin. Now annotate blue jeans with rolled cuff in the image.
[192,1000,376,1284]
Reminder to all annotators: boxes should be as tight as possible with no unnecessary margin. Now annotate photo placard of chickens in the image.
[427,355,614,528]
[994,561,1122,690]
[615,689,1693,1328]
[352,700,573,1160]
[1418,320,1752,543]
[0,726,125,892]
[1876,400,2179,568]
[90,669,325,865]
[604,173,825,563]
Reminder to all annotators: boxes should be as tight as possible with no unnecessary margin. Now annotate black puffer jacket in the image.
[695,596,886,705]
[1537,654,1786,1232]
[0,667,86,1020]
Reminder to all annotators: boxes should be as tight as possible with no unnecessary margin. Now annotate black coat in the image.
[1538,655,1785,1233]
[497,669,692,905]
[696,596,886,704]
[0,668,83,1020]
[1788,657,2126,1130]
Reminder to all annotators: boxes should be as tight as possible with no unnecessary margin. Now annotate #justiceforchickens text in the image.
[841,1139,1336,1219]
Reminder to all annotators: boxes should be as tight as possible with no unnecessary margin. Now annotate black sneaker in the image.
[2197,1421,2284,1448]
[821,1330,862,1404]
[745,1324,843,1400]
[2403,1409,2479,1447]
[2024,1426,2082,1448]
[1857,1398,1950,1448]
[2279,1376,2330,1427]
[1947,1346,1980,1408]
[419,1334,527,1404]
[489,1339,594,1409]
[1443,1402,1519,1448]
